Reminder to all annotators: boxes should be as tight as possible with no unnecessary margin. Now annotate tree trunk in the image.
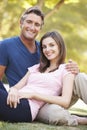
[45,0,65,19]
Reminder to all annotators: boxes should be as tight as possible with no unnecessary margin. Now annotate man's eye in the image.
[26,21,31,24]
[35,23,41,27]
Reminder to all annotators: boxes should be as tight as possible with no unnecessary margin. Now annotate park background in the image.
[0,0,87,130]
[0,0,87,73]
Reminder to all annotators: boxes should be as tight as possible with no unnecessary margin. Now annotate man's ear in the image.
[20,20,23,28]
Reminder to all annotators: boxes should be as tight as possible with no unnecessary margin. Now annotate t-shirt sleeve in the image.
[0,42,8,66]
[59,64,71,78]
[28,64,40,73]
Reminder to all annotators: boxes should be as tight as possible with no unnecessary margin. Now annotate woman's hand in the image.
[65,59,79,75]
[7,87,19,108]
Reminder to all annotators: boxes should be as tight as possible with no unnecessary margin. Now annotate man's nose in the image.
[30,23,35,30]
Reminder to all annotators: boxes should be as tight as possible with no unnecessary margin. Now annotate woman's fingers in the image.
[7,88,20,108]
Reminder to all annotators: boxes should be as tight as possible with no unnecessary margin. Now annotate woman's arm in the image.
[7,71,30,108]
[35,73,74,108]
[10,71,30,90]
[21,73,74,109]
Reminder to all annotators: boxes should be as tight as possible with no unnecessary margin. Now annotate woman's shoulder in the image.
[58,63,71,76]
[58,63,66,69]
[28,64,40,73]
[57,64,68,74]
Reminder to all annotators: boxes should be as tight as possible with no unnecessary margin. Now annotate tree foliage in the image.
[0,0,87,73]
[0,0,80,38]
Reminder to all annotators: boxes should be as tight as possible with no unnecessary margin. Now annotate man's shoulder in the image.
[0,36,19,44]
[35,40,40,46]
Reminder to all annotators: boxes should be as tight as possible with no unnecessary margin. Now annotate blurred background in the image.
[0,0,87,83]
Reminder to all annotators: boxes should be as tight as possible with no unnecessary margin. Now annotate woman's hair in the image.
[20,6,44,25]
[39,31,66,72]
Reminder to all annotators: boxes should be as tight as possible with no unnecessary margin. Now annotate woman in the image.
[0,31,86,124]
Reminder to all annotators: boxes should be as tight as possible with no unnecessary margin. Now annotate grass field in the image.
[0,121,87,130]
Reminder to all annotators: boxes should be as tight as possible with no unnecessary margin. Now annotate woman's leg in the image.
[36,104,78,126]
[0,89,32,122]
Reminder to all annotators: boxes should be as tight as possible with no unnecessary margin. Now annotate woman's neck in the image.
[45,63,58,73]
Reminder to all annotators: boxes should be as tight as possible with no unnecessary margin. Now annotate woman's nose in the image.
[46,47,50,51]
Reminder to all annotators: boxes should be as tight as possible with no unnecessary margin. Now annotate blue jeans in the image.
[0,85,32,122]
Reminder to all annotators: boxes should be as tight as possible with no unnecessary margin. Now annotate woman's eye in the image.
[50,44,54,47]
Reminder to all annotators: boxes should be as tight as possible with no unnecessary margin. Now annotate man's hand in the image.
[65,59,79,74]
[7,87,20,108]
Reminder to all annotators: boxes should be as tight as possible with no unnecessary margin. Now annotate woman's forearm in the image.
[33,93,70,108]
[11,71,30,90]
[18,92,68,108]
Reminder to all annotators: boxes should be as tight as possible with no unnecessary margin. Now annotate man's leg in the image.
[74,73,87,104]
[36,104,78,126]
[0,81,6,90]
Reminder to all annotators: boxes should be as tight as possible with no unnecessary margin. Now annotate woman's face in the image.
[42,37,59,63]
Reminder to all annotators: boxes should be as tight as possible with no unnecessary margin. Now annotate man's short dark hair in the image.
[20,6,44,25]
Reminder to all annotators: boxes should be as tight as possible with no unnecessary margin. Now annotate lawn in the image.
[0,121,87,130]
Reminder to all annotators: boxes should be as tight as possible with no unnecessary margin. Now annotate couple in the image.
[0,6,87,125]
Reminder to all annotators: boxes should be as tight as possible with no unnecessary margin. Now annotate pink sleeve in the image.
[59,64,71,77]
[28,64,40,73]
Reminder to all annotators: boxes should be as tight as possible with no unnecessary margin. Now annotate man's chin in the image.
[26,36,35,41]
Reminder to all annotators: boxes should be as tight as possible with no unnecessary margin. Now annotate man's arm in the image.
[0,65,6,80]
[65,59,79,75]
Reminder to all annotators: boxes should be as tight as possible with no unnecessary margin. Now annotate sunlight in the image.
[65,0,79,4]
[0,122,3,128]
[22,1,32,9]
[72,99,87,110]
[78,27,87,39]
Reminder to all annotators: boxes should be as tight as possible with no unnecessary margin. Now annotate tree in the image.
[0,0,87,73]
[0,0,79,39]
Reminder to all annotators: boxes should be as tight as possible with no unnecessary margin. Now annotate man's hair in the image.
[20,6,44,25]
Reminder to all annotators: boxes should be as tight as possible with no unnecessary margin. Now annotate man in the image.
[0,6,83,125]
[0,6,44,88]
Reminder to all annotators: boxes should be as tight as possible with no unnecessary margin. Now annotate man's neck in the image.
[19,36,36,53]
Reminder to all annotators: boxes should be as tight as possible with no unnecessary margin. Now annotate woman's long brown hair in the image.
[39,31,66,72]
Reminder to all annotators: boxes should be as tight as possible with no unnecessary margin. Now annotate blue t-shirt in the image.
[0,36,40,86]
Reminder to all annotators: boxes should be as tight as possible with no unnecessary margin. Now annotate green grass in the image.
[0,121,87,130]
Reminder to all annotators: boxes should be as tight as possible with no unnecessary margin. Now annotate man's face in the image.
[20,13,43,40]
